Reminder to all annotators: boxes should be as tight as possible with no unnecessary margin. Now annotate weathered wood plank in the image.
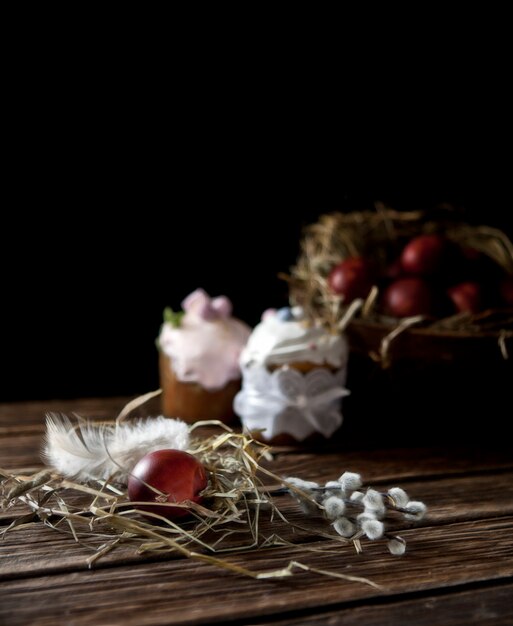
[0,434,45,472]
[3,463,513,528]
[3,452,513,556]
[2,398,512,469]
[2,422,513,483]
[2,398,512,625]
[0,396,156,429]
[259,583,513,626]
[272,446,513,483]
[0,517,512,626]
[2,470,513,578]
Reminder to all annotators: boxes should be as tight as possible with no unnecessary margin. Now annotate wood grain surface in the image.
[1,396,512,625]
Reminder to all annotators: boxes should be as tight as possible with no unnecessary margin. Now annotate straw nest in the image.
[1,418,395,585]
[1,376,430,585]
[289,207,513,365]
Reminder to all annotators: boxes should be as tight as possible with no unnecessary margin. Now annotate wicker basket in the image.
[290,208,513,444]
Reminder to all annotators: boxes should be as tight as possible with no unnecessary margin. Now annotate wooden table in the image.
[1,397,512,625]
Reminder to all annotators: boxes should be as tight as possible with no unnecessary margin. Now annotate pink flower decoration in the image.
[182,289,233,321]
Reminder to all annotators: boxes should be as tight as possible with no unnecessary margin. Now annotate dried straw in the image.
[289,207,513,357]
[0,419,381,586]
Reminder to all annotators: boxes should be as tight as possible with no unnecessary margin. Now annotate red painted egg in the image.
[328,257,374,303]
[128,449,208,520]
[447,281,483,314]
[382,277,435,318]
[401,234,449,276]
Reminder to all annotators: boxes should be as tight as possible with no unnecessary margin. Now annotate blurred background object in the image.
[290,207,513,446]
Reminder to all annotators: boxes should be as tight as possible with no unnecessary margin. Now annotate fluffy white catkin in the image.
[44,413,189,482]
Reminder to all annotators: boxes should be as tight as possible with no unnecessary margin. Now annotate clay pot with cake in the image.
[233,306,349,445]
[157,289,251,424]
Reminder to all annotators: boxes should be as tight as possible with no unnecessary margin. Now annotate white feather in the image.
[44,413,190,482]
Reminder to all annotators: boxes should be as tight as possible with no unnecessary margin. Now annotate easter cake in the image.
[234,306,349,444]
[158,289,251,424]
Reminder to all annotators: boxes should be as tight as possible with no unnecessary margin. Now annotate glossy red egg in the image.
[327,257,374,303]
[128,449,208,520]
[382,277,435,318]
[447,281,483,314]
[401,234,449,276]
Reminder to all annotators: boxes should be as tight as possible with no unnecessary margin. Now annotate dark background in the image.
[2,169,511,403]
[2,8,511,407]
[2,44,512,404]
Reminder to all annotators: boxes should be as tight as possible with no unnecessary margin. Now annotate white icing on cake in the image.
[240,313,348,369]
